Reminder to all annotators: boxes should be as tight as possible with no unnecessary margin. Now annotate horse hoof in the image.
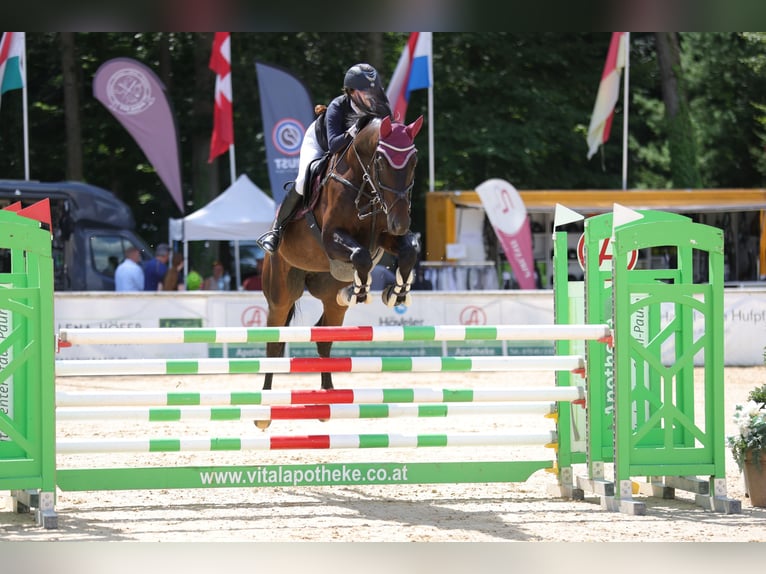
[336,287,356,307]
[382,286,398,307]
[254,419,272,430]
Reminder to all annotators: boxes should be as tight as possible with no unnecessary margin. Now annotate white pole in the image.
[21,32,29,180]
[428,84,434,192]
[621,32,630,191]
[228,34,237,185]
[228,143,236,185]
[183,238,189,289]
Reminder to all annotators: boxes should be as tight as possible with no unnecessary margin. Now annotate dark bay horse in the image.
[260,115,423,401]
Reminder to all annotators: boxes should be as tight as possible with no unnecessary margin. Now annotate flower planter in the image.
[743,450,766,507]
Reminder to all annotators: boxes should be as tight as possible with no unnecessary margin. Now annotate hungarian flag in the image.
[586,32,627,159]
[208,32,233,162]
[0,32,25,110]
[386,32,432,122]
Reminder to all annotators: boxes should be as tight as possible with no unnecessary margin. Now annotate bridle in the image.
[327,122,417,220]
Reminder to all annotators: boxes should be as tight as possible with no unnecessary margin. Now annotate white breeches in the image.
[294,120,323,196]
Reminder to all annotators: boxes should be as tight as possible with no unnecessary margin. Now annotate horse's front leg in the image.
[325,230,374,306]
[381,231,419,307]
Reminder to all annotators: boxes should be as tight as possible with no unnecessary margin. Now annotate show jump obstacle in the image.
[0,203,740,529]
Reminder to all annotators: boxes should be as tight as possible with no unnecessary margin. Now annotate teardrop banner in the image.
[476,178,536,290]
[93,58,184,214]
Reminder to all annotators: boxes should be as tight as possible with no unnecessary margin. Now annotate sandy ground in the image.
[1,366,765,543]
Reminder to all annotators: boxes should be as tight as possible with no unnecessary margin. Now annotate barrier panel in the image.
[0,208,57,526]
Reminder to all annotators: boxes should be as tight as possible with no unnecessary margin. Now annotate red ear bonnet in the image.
[406,116,424,139]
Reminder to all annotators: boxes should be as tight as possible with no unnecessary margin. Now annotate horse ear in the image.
[407,116,424,139]
[380,116,393,138]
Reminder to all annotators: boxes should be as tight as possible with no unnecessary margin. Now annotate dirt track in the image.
[2,367,765,542]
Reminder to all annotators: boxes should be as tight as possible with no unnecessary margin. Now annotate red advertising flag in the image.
[209,32,233,162]
[476,178,536,290]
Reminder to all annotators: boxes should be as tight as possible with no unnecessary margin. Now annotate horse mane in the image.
[346,110,377,131]
[348,116,383,156]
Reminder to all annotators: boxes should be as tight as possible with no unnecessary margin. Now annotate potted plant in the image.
[728,383,766,507]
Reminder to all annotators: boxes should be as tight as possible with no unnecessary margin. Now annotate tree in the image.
[655,32,702,188]
[60,33,83,181]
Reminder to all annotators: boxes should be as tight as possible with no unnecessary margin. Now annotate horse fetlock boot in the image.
[352,270,372,304]
[337,285,357,307]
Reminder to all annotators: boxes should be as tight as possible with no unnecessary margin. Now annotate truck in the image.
[0,179,153,291]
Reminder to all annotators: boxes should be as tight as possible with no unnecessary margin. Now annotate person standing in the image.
[114,246,144,291]
[242,256,264,291]
[143,243,170,291]
[203,260,231,290]
[162,252,185,291]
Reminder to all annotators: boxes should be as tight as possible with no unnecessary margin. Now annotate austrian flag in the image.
[0,32,25,110]
[209,32,234,162]
[586,32,627,159]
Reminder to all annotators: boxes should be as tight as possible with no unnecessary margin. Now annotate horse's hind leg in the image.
[261,341,285,391]
[315,340,334,390]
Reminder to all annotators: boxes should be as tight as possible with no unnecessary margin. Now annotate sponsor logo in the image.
[576,234,638,272]
[241,305,269,327]
[106,68,155,115]
[460,306,487,325]
[272,118,304,156]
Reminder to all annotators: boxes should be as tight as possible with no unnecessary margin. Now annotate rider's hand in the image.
[346,124,359,138]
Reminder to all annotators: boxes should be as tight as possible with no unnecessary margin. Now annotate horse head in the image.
[370,115,423,235]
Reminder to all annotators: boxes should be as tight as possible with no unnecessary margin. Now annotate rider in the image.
[257,63,392,254]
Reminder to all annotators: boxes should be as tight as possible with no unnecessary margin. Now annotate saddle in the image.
[295,153,330,219]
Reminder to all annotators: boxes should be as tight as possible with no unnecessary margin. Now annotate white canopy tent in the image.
[169,173,276,289]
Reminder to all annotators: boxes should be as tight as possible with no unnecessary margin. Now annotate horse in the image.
[258,114,423,423]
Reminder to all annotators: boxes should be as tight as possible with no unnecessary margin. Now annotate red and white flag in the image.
[586,32,627,159]
[208,32,233,162]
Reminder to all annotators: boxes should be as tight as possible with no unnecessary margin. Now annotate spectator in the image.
[242,257,264,291]
[114,246,144,291]
[143,243,170,291]
[162,252,185,291]
[185,269,203,291]
[412,264,433,290]
[203,260,231,291]
[371,263,396,290]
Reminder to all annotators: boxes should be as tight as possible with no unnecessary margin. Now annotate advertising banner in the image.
[476,178,536,289]
[255,61,314,206]
[93,58,184,213]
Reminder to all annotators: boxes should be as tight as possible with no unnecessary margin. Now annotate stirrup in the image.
[256,229,281,254]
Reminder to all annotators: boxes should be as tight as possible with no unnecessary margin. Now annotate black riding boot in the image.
[257,185,303,254]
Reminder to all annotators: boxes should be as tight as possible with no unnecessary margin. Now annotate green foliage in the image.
[749,384,766,406]
[2,32,766,250]
[728,395,766,472]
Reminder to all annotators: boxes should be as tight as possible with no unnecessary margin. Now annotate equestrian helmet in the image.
[343,63,380,91]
